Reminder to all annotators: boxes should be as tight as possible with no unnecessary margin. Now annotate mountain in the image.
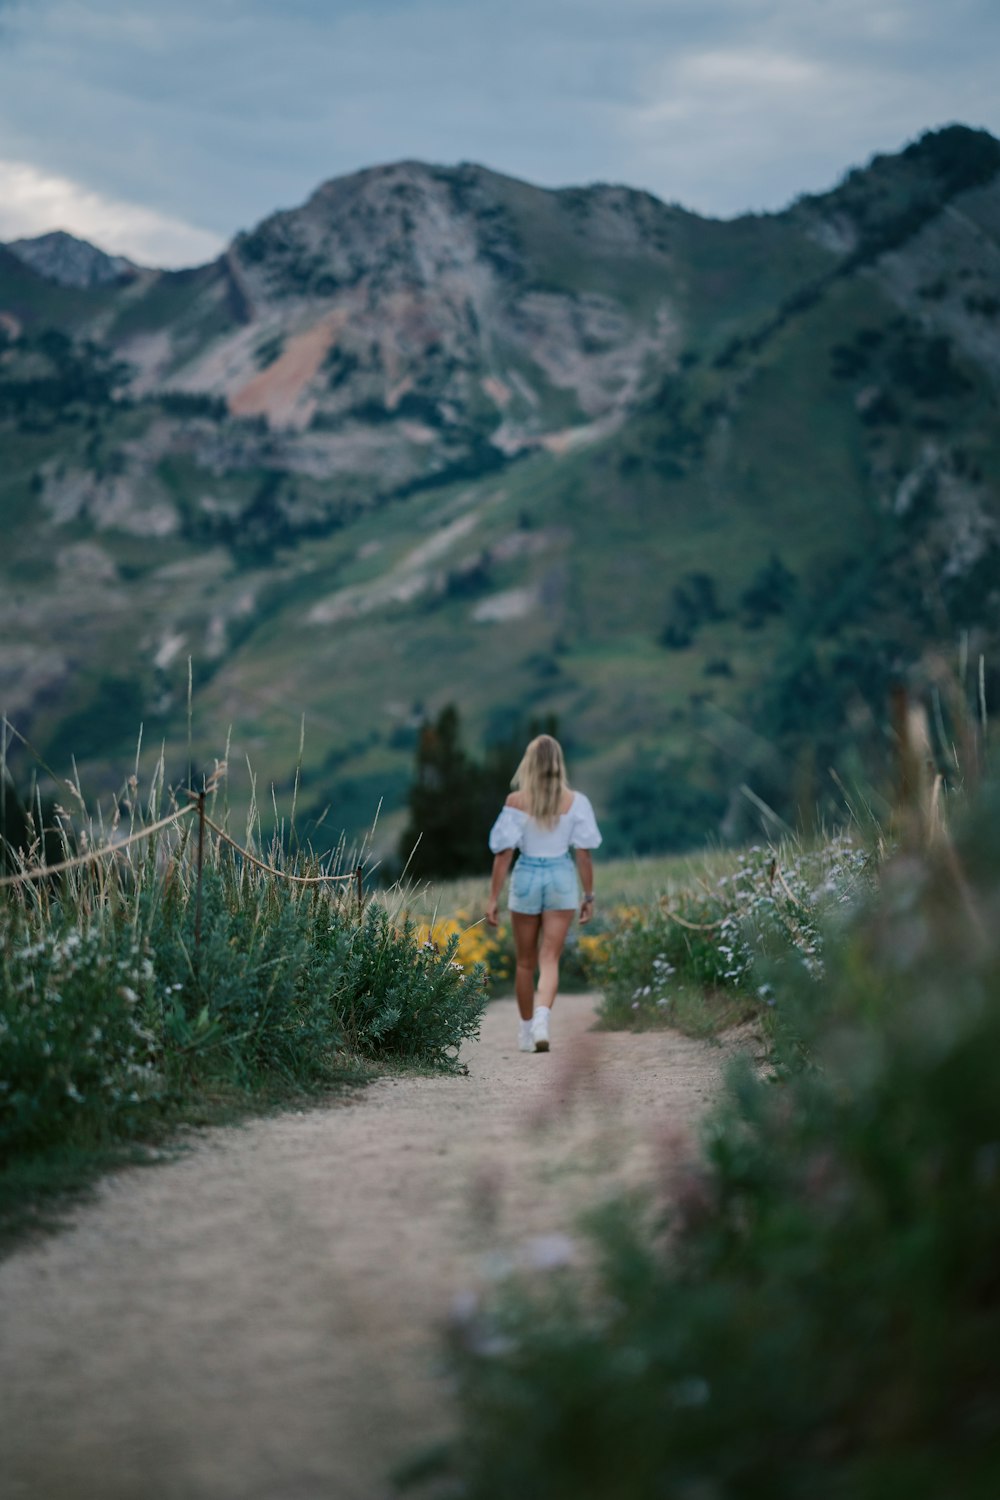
[8,230,137,289]
[2,124,999,856]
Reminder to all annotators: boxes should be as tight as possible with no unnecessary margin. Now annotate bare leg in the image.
[511,911,542,1020]
[536,909,574,1011]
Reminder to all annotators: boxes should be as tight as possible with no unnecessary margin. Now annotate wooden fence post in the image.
[194,789,206,958]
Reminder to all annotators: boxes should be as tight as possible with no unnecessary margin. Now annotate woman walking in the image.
[486,734,602,1053]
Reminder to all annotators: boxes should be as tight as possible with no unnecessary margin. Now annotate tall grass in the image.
[420,720,1000,1499]
[0,736,487,1235]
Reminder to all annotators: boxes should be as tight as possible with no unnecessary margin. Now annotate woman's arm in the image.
[487,849,514,927]
[575,848,594,923]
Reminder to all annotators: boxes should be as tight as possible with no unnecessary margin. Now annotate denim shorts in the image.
[509,853,579,914]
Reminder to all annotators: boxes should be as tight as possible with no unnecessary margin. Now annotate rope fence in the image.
[657,902,730,932]
[0,790,366,939]
[0,804,196,888]
[203,814,356,886]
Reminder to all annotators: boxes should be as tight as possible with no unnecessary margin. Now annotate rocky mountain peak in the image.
[7,230,137,288]
[792,124,1000,252]
[231,159,529,304]
[151,158,682,437]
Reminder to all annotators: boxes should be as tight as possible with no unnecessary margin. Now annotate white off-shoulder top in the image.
[488,791,602,857]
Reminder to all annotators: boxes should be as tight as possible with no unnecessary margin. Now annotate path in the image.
[0,996,734,1500]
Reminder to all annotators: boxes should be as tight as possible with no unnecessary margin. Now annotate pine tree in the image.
[398,708,560,880]
[398,705,484,878]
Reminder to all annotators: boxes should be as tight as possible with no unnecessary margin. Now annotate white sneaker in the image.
[531,1006,551,1052]
[518,1020,534,1053]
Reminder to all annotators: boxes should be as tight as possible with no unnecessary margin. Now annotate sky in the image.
[0,0,998,268]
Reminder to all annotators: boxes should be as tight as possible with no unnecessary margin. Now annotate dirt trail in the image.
[0,996,734,1500]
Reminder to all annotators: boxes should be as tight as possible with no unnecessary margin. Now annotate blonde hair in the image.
[512,734,570,829]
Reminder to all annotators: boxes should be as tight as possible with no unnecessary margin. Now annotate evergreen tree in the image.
[398,705,484,879]
[398,708,560,880]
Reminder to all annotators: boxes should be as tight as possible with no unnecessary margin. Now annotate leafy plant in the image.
[430,776,1000,1500]
[594,835,871,1031]
[0,749,488,1225]
[305,905,486,1068]
[0,917,162,1157]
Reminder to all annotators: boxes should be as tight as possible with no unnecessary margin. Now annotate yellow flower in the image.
[577,931,611,967]
[415,910,513,979]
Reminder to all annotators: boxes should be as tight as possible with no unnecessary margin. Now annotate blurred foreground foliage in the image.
[427,775,1000,1499]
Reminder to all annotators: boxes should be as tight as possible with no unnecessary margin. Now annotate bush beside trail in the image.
[591,834,872,1035]
[427,789,1000,1499]
[0,786,487,1234]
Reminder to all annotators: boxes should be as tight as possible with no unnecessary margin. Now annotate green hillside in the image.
[2,125,999,859]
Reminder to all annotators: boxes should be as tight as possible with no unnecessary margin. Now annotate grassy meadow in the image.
[404,846,741,924]
[398,831,869,1035]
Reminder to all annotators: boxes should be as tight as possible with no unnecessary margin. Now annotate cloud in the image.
[0,0,996,249]
[617,1,1000,213]
[0,159,225,266]
[680,48,821,89]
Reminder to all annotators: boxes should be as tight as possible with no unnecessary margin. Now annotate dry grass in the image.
[399,847,742,927]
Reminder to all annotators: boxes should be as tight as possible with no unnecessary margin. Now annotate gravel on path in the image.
[0,995,732,1500]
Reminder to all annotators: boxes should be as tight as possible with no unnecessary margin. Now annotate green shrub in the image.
[1,790,489,1200]
[429,787,1000,1500]
[146,869,339,1089]
[594,835,870,1031]
[0,916,162,1157]
[307,905,487,1067]
[44,675,146,765]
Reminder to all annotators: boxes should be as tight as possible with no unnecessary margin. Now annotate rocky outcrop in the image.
[8,230,137,288]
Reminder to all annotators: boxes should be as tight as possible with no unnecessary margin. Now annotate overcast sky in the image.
[0,0,997,267]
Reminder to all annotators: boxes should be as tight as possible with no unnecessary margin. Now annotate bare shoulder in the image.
[506,791,527,810]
